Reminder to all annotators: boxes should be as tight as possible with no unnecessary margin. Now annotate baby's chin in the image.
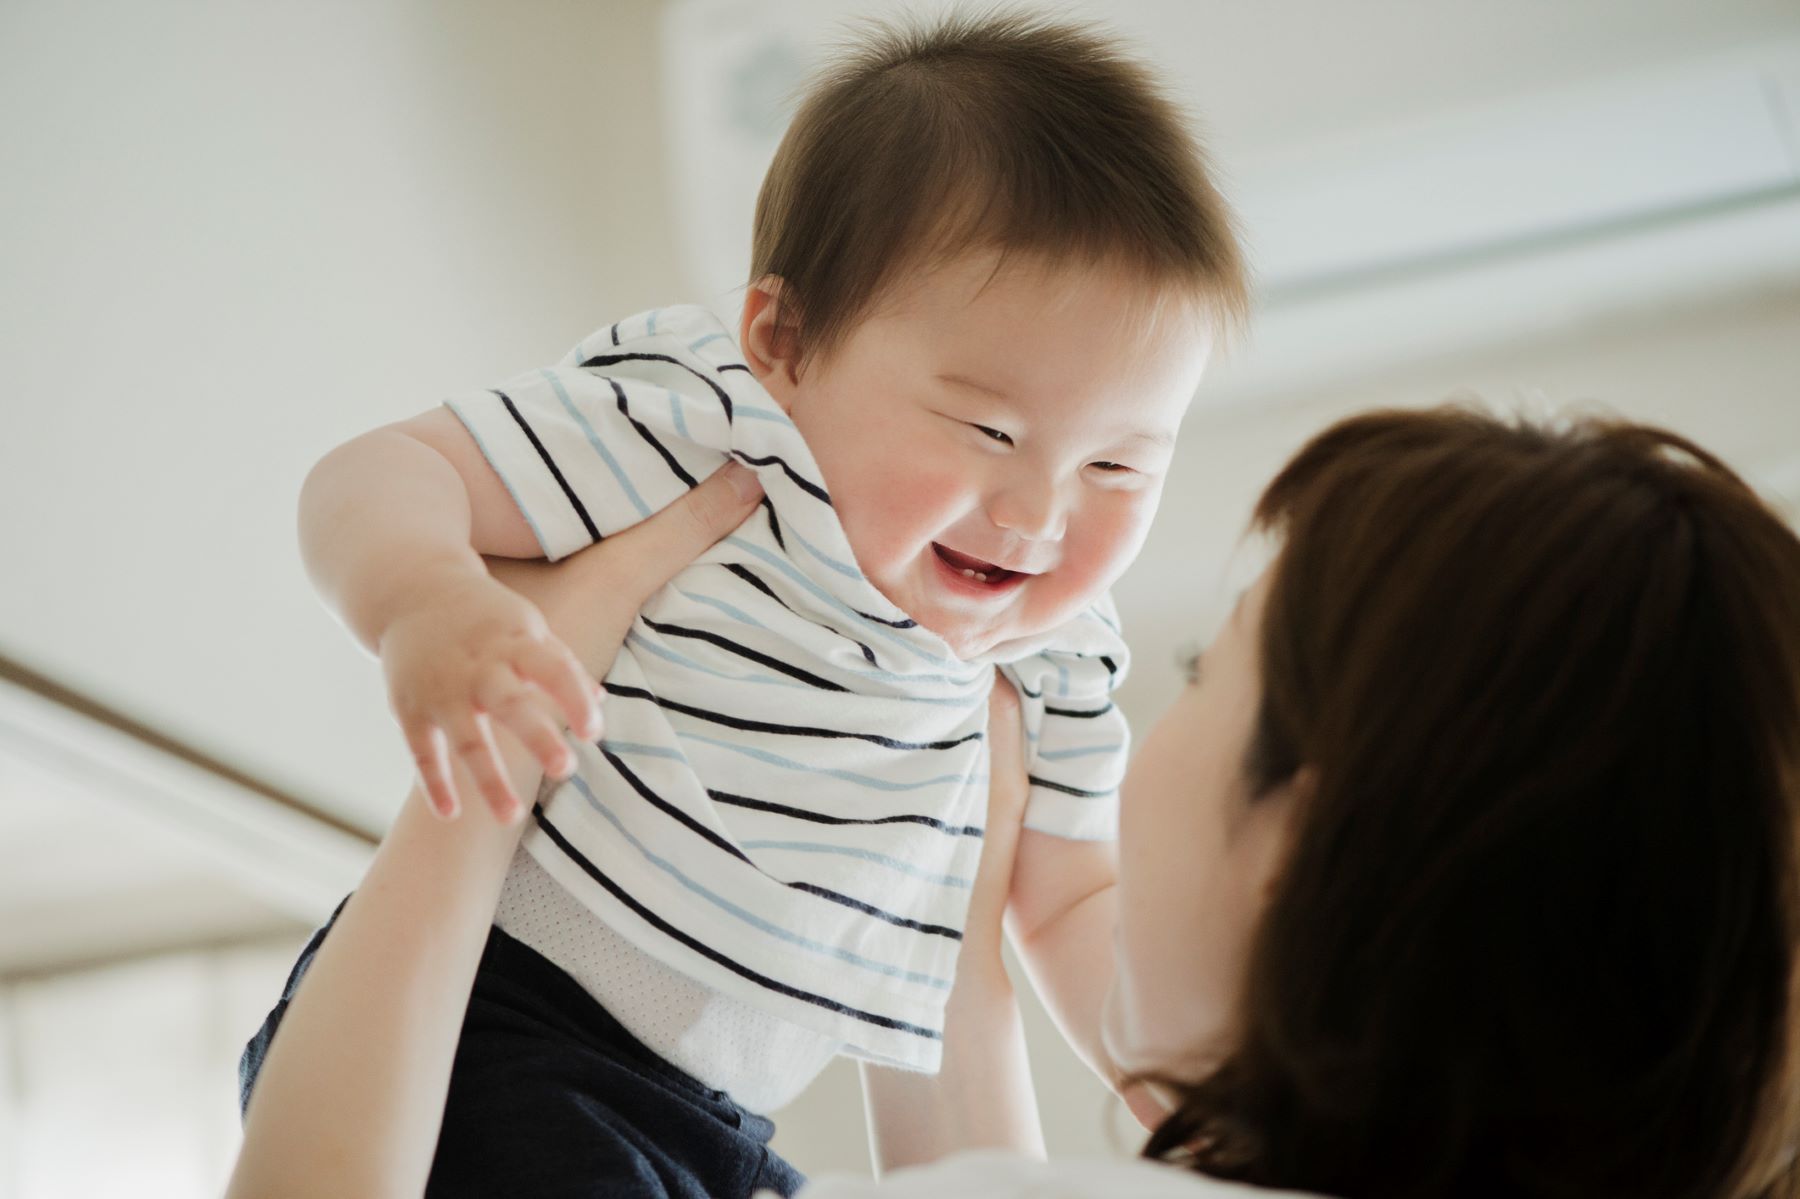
[867,567,1071,661]
[934,622,1008,662]
[865,582,1008,661]
[915,603,1067,662]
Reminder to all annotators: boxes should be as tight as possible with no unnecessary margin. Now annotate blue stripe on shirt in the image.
[615,735,984,794]
[561,772,954,988]
[738,841,974,890]
[541,369,652,518]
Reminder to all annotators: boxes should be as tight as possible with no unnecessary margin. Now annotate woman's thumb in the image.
[687,461,763,541]
[604,460,764,599]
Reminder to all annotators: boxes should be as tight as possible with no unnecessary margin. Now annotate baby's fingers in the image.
[402,718,461,820]
[517,638,604,742]
[482,680,580,788]
[445,708,522,824]
[477,663,584,784]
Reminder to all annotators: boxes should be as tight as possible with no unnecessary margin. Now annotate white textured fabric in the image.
[776,1150,1330,1198]
[447,304,1130,1071]
[495,846,839,1113]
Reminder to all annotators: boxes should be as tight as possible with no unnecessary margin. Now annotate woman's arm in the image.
[857,680,1047,1174]
[228,759,536,1197]
[226,464,762,1199]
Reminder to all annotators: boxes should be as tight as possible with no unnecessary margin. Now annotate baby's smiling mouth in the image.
[931,542,1028,586]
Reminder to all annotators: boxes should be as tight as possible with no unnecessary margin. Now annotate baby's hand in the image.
[380,569,603,822]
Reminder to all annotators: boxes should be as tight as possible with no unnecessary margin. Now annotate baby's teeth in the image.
[959,567,989,582]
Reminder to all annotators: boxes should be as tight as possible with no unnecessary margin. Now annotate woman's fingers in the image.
[512,461,764,681]
[589,461,764,613]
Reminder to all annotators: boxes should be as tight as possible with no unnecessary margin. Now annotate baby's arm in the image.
[859,679,1046,1174]
[1007,832,1171,1131]
[998,622,1171,1129]
[299,407,605,817]
[1005,829,1119,1080]
[299,408,544,652]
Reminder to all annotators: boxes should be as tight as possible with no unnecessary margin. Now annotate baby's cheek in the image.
[837,457,971,568]
[1065,499,1156,594]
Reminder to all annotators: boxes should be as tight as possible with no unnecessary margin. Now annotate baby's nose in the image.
[987,479,1067,542]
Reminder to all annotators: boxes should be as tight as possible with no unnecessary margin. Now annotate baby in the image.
[270,11,1243,1193]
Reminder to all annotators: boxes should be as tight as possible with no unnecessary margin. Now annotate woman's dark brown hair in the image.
[1140,406,1800,1198]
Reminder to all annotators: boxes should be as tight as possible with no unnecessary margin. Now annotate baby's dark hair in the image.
[751,9,1247,368]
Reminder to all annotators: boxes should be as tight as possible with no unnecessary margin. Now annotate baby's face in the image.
[756,251,1211,659]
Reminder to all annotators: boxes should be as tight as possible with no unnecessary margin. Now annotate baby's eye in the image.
[971,424,1013,446]
[1089,460,1133,474]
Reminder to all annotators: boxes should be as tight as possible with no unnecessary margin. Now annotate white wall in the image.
[0,936,303,1199]
[0,0,685,830]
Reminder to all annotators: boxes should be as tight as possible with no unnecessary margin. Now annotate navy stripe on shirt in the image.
[607,755,963,939]
[708,788,981,838]
[581,353,734,424]
[729,450,830,505]
[786,881,964,942]
[612,378,699,488]
[1044,702,1114,719]
[498,389,601,544]
[535,807,942,1040]
[641,617,851,692]
[601,746,751,864]
[604,683,982,751]
[1028,774,1118,798]
[722,563,881,669]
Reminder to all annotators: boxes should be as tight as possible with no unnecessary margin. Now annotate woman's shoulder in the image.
[775,1149,1330,1199]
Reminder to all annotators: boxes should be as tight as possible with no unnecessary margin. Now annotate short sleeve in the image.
[999,605,1131,842]
[444,362,717,562]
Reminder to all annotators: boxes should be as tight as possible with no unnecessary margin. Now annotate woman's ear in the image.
[739,277,803,409]
[1252,765,1314,899]
[1235,764,1313,902]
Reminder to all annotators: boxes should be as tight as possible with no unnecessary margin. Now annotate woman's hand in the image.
[485,459,762,686]
[227,462,763,1199]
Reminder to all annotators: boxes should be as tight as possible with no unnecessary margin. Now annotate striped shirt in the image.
[446,305,1129,1071]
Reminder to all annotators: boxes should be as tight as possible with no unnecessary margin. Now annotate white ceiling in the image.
[3,0,1799,973]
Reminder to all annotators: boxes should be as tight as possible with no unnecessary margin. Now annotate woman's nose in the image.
[987,475,1067,542]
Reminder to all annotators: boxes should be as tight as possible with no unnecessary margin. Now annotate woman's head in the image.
[1111,406,1800,1198]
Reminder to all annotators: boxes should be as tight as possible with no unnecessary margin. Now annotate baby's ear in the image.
[739,276,803,408]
